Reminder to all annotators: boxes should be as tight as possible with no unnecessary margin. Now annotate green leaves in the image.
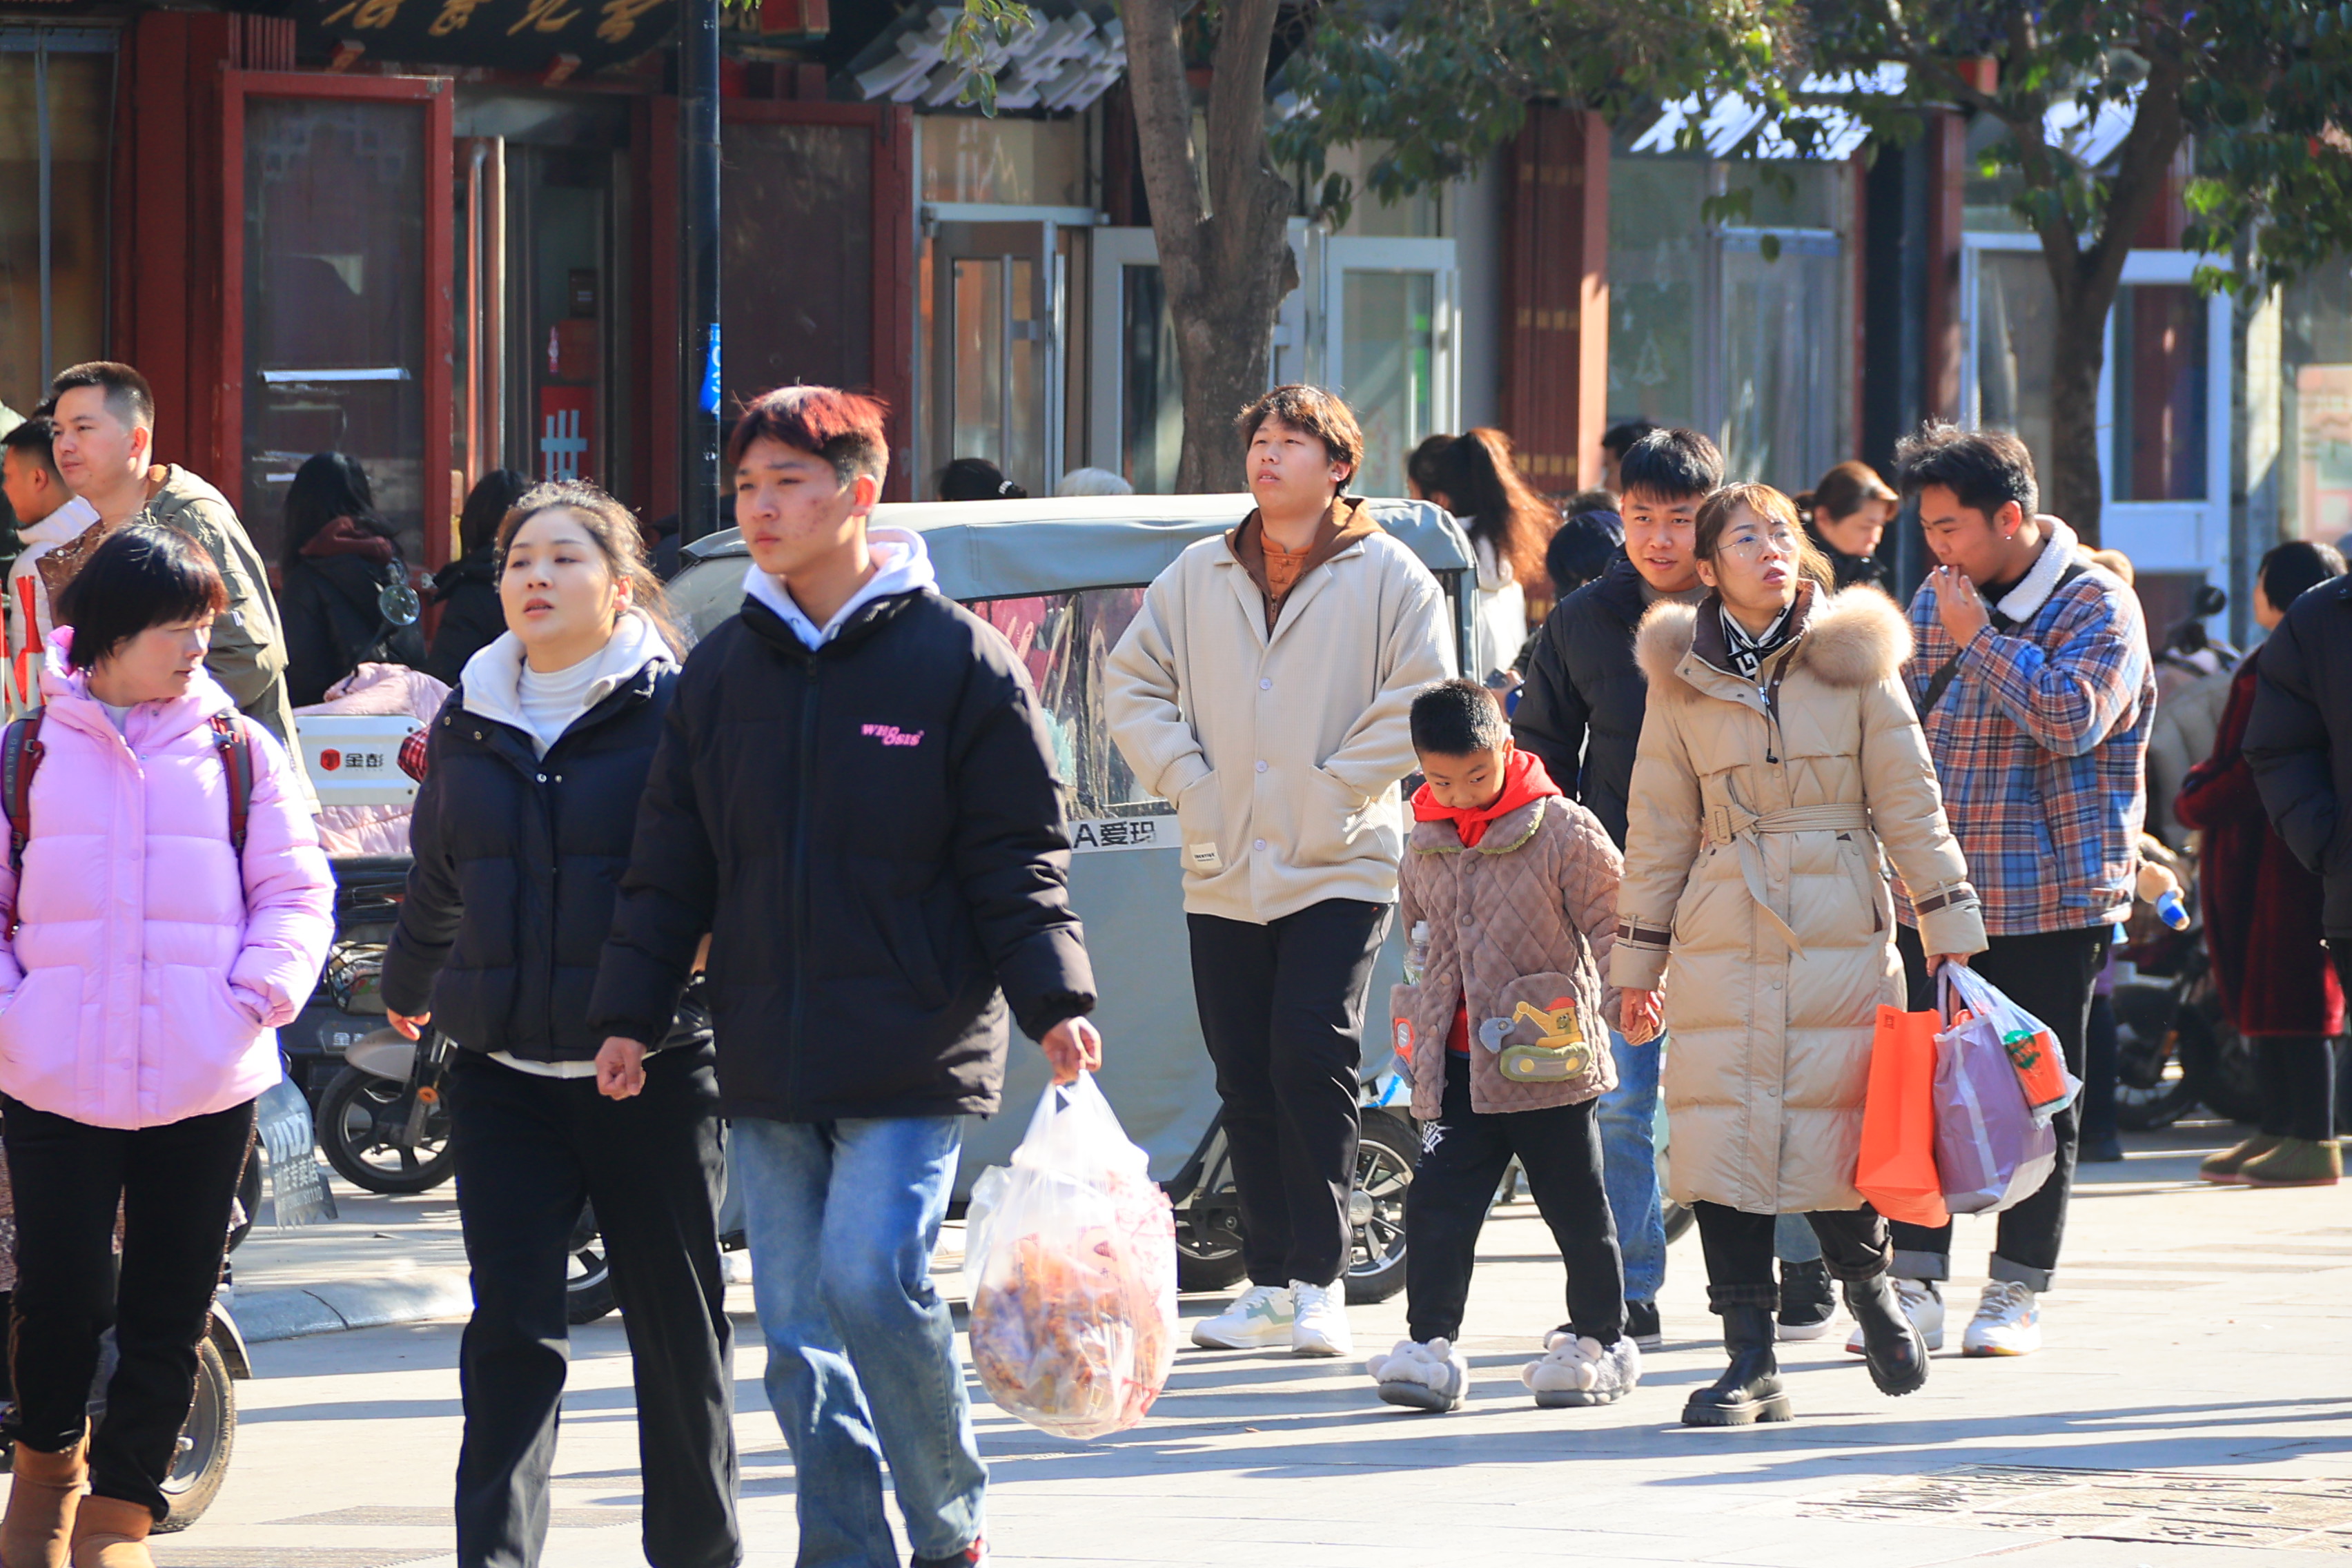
[939,0,1039,115]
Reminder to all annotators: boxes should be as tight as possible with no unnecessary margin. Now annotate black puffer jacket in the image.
[1808,526,1897,597]
[424,552,504,686]
[1510,556,1654,849]
[282,551,426,707]
[382,654,707,1061]
[2246,574,2352,936]
[587,590,1097,1123]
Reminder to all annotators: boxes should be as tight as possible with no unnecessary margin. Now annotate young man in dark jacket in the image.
[589,386,1099,1568]
[1511,429,1756,1351]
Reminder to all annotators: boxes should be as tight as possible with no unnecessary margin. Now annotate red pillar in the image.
[1501,106,1610,491]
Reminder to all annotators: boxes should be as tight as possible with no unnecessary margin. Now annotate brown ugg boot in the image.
[65,1497,150,1568]
[1,1434,87,1568]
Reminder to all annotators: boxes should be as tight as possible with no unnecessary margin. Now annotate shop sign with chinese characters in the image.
[1066,816,1168,854]
[300,0,674,75]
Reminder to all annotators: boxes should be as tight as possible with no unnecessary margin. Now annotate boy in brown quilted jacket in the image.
[1365,679,1647,1413]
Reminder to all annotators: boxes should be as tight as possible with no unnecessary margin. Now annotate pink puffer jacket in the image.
[0,632,334,1129]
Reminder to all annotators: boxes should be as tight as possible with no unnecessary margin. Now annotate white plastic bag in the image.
[1941,961,2084,1127]
[964,1074,1177,1440]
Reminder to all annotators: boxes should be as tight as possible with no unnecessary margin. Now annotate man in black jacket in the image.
[589,386,1101,1568]
[1511,429,1727,1350]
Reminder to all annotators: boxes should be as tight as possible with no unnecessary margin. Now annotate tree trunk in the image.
[2044,293,2109,544]
[1118,0,1297,494]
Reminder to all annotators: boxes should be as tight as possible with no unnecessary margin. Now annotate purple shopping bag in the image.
[1932,972,2057,1215]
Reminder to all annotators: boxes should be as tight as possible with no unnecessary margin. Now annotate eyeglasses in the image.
[1721,528,1799,560]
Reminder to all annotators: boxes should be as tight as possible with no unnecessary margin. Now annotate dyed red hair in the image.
[727,385,891,482]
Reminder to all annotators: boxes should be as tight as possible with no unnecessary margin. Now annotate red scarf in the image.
[1410,749,1562,1052]
[1411,747,1560,848]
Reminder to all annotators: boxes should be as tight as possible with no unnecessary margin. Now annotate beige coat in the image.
[1395,792,1623,1118]
[1106,501,1455,923]
[1611,585,1986,1214]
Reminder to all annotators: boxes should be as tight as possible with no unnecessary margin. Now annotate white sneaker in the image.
[1290,1278,1353,1357]
[1961,1279,2041,1357]
[1845,1277,1943,1355]
[1190,1284,1295,1349]
[1367,1337,1468,1411]
[1523,1331,1642,1408]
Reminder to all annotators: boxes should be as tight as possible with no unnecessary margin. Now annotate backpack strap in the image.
[3,708,43,937]
[208,712,255,858]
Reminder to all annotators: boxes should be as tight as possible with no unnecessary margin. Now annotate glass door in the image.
[927,219,1061,498]
[225,71,452,569]
[1324,236,1457,497]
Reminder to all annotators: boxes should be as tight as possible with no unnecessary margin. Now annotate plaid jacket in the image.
[1899,531,2154,938]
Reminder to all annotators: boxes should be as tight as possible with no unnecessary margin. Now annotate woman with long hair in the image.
[424,468,532,686]
[1612,483,1986,1427]
[381,482,738,1568]
[1430,429,1556,680]
[0,525,332,1568]
[278,450,424,705]
[1796,460,1899,596]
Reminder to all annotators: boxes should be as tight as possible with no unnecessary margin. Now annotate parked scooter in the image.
[317,1024,455,1195]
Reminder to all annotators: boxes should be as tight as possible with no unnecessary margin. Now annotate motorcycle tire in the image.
[1173,1139,1248,1296]
[567,1204,618,1325]
[1344,1110,1416,1305]
[317,1065,456,1195]
[155,1337,234,1533]
[2113,982,2195,1131]
[2175,1002,2265,1126]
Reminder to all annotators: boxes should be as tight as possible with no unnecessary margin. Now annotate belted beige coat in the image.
[1611,585,1986,1214]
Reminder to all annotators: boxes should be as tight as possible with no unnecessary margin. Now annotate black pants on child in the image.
[1893,922,2108,1290]
[1693,1201,1892,1313]
[3,1094,254,1521]
[1404,1051,1624,1345]
[1188,899,1391,1288]
[446,1043,738,1568]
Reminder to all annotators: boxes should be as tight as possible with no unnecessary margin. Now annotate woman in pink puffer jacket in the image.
[0,525,332,1568]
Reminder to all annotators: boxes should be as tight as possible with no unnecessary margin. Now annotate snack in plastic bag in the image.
[1933,971,2058,1214]
[963,1073,1176,1440]
[1942,962,2083,1125]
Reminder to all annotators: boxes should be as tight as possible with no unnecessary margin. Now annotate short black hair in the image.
[1601,421,1658,459]
[1618,427,1723,504]
[1,416,59,480]
[2260,540,2346,610]
[1546,509,1623,595]
[50,361,156,431]
[1894,420,2039,520]
[1411,678,1509,756]
[458,468,532,559]
[57,524,228,672]
[938,456,1026,502]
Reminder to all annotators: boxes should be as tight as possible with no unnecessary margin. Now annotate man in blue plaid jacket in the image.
[1878,423,2155,1362]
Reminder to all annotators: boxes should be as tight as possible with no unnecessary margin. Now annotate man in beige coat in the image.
[1107,386,1453,1360]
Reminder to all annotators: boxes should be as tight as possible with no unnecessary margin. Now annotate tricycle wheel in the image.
[1344,1111,1416,1305]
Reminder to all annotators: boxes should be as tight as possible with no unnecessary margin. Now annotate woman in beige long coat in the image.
[1613,483,1987,1427]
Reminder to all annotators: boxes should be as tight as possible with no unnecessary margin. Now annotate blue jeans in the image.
[733,1116,985,1567]
[1597,1029,1665,1303]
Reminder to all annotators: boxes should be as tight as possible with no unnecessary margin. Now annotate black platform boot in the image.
[1843,1274,1930,1397]
[1681,1305,1791,1426]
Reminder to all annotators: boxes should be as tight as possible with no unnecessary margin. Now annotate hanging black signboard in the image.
[291,0,676,75]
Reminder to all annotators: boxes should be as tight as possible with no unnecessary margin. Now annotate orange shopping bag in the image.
[1854,1003,1949,1228]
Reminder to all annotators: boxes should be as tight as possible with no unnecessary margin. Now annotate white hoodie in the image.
[6,497,99,717]
[741,527,939,648]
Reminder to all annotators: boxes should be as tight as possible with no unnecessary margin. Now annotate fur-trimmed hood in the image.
[1635,584,1910,697]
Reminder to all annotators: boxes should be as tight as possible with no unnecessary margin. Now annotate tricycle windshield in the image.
[972,587,1157,826]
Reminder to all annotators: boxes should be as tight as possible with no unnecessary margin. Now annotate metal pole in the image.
[678,0,721,541]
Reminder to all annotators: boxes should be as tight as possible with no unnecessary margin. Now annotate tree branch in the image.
[1118,0,1206,296]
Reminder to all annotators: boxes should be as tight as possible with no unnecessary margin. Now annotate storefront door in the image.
[1324,235,1458,498]
[224,70,451,569]
[1963,235,2231,629]
[928,218,1064,497]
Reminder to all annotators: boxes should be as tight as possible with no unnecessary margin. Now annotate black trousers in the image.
[1693,1202,1891,1313]
[447,1045,738,1568]
[1404,1051,1623,1344]
[1188,899,1390,1288]
[1893,923,2108,1288]
[2,1094,254,1520]
[2255,1035,2338,1141]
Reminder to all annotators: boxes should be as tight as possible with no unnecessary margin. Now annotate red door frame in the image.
[646,99,914,509]
[218,71,457,569]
